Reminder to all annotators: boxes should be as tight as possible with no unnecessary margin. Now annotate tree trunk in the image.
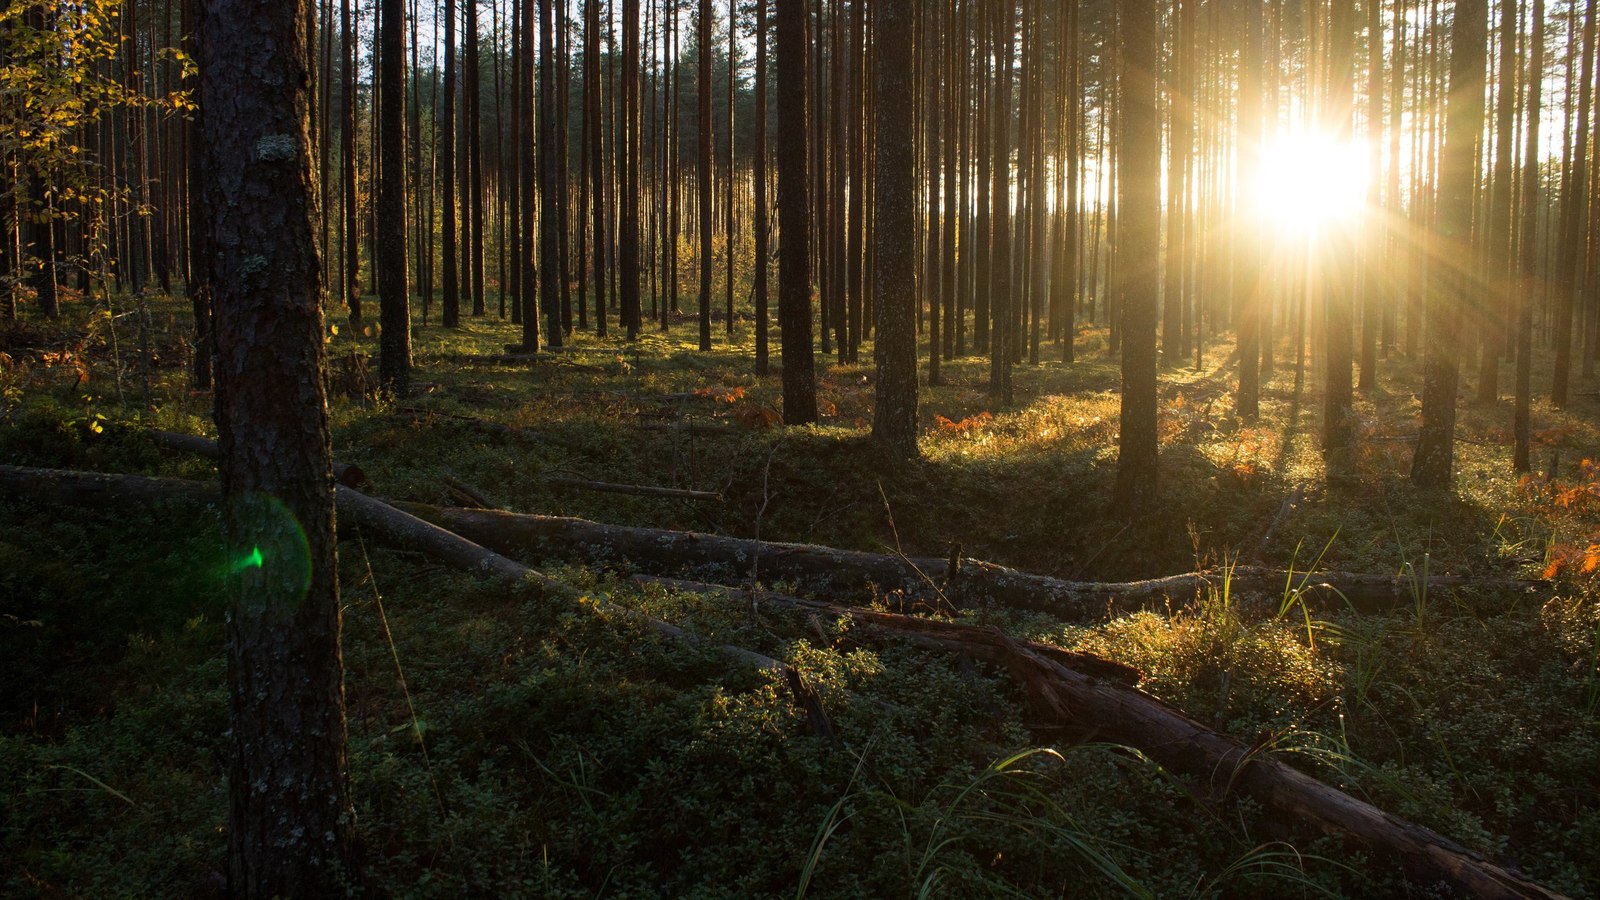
[1515,0,1547,473]
[377,0,411,396]
[871,0,918,458]
[698,0,714,350]
[196,0,355,889]
[754,0,770,374]
[442,0,460,327]
[1112,0,1160,508]
[1411,0,1487,488]
[776,0,817,424]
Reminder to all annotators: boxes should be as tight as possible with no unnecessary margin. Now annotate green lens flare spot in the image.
[229,545,265,574]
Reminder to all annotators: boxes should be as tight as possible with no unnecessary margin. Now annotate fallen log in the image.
[394,504,1546,617]
[0,465,820,722]
[546,476,721,502]
[643,576,1564,900]
[147,429,367,488]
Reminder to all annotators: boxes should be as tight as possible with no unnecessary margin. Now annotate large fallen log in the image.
[396,503,1546,617]
[143,432,1535,616]
[639,576,1564,900]
[0,465,798,689]
[0,464,1565,897]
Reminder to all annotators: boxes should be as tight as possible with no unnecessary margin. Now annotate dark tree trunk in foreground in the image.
[776,0,816,424]
[377,0,411,395]
[198,0,355,893]
[1412,0,1488,487]
[1112,0,1160,508]
[871,0,917,458]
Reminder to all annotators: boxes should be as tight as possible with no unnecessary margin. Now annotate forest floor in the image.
[2,294,1599,897]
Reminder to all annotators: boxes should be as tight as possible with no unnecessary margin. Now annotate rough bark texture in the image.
[196,0,355,891]
[377,0,412,395]
[1111,0,1160,508]
[870,0,918,458]
[776,0,816,424]
[1411,0,1487,487]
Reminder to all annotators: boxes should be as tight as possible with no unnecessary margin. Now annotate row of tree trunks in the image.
[0,462,1563,900]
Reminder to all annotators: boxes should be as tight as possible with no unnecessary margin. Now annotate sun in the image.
[1252,132,1371,236]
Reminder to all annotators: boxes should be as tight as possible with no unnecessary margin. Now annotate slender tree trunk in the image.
[466,0,486,316]
[341,0,360,324]
[1411,0,1488,487]
[622,0,642,337]
[540,0,563,346]
[442,0,460,327]
[988,0,1014,404]
[924,2,942,387]
[872,0,918,458]
[1482,0,1520,403]
[755,0,771,374]
[378,0,411,395]
[1322,0,1356,458]
[1515,0,1546,472]
[697,0,714,349]
[1112,0,1160,508]
[1553,0,1596,407]
[777,0,817,423]
[1235,0,1263,421]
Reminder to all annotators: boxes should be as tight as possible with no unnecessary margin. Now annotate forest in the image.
[2,0,1600,895]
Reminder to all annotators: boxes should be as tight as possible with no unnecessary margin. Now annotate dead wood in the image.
[643,576,1565,900]
[395,504,1546,617]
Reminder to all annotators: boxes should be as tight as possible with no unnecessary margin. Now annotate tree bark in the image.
[1515,0,1547,473]
[377,0,411,396]
[1112,0,1160,508]
[870,0,918,458]
[442,0,460,327]
[1411,0,1488,487]
[196,0,356,889]
[776,0,817,424]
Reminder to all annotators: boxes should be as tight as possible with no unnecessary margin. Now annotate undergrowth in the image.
[2,296,1599,896]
